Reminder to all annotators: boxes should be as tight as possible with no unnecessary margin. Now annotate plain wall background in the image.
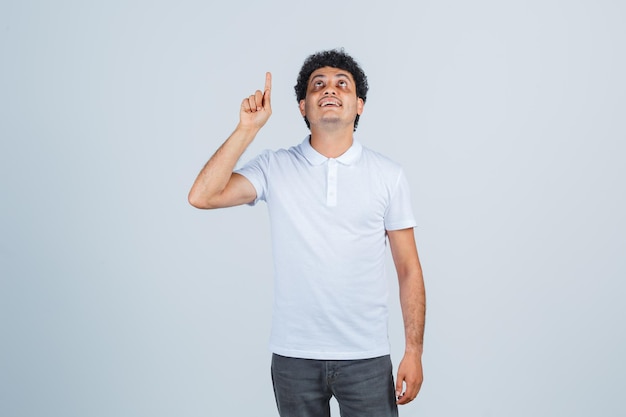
[1,1,624,416]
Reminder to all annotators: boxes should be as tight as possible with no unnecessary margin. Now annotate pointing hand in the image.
[240,72,272,129]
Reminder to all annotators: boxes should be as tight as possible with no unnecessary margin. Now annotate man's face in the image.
[299,66,364,130]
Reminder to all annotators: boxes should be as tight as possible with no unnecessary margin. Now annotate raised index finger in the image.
[265,72,272,92]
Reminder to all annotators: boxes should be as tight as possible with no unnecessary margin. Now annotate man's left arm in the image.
[387,227,425,405]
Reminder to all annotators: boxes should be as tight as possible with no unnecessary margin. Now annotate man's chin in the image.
[317,116,344,126]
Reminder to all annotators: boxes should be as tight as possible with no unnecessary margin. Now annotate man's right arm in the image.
[188,72,272,209]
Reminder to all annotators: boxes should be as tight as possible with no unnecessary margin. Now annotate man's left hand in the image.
[395,352,423,405]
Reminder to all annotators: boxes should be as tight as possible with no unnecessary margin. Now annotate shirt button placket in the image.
[326,159,338,207]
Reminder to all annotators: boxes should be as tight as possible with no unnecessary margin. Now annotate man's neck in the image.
[309,128,354,159]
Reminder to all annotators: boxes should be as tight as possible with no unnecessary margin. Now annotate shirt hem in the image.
[269,345,390,360]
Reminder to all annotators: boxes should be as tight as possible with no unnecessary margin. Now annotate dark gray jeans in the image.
[271,354,398,417]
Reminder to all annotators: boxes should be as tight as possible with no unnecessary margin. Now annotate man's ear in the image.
[299,100,306,116]
[357,97,364,115]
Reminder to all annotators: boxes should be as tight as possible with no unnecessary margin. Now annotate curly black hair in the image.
[294,48,369,131]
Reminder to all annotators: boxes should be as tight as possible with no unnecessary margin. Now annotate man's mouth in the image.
[319,98,342,107]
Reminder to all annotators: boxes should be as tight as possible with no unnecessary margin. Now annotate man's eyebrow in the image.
[310,73,351,82]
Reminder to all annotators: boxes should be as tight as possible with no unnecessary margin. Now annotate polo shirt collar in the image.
[299,135,363,166]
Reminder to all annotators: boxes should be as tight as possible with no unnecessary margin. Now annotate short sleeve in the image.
[234,150,271,205]
[384,169,417,231]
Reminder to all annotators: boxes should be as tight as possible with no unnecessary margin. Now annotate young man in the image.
[189,49,425,417]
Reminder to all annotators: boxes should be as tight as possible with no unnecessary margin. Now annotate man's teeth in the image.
[322,102,339,106]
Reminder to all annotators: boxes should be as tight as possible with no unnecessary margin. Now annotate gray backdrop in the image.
[1,0,624,416]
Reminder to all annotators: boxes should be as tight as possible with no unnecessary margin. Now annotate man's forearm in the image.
[399,268,426,354]
[188,124,259,208]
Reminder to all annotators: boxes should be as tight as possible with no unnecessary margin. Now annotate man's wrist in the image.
[404,345,423,356]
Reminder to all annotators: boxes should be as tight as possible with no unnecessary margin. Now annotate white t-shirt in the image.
[235,136,416,360]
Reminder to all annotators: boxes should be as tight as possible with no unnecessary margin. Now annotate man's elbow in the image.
[188,191,217,209]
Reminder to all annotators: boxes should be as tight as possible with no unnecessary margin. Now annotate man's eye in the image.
[338,80,347,87]
[314,81,324,87]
